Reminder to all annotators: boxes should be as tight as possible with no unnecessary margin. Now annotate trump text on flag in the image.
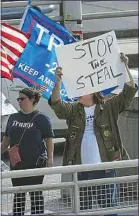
[15,24,64,88]
[55,31,129,98]
[13,7,76,101]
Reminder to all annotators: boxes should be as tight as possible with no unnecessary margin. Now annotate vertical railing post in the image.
[62,1,83,40]
[73,172,80,214]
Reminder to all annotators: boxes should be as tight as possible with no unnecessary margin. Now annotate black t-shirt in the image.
[5,110,54,167]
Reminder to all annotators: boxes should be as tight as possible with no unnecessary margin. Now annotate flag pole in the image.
[28,0,31,6]
[19,5,30,30]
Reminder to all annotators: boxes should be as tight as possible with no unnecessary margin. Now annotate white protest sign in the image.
[56,30,130,97]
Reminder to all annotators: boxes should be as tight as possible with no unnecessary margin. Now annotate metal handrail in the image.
[2,16,63,26]
[2,160,138,215]
[82,10,138,20]
[2,159,138,179]
[2,174,138,215]
[2,10,138,26]
[3,175,137,193]
[2,1,62,8]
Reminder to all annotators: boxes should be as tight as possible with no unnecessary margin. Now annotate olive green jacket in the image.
[49,84,138,165]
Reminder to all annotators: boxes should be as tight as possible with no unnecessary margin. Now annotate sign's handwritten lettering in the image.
[77,66,122,90]
[74,33,122,91]
[73,34,113,60]
[89,58,107,70]
[55,30,127,97]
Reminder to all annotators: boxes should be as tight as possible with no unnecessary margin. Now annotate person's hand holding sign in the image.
[120,52,129,65]
[55,67,63,82]
[120,52,135,88]
[51,67,63,102]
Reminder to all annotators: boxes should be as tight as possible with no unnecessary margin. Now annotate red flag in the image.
[1,22,30,80]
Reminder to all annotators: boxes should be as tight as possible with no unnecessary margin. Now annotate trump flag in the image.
[13,6,76,101]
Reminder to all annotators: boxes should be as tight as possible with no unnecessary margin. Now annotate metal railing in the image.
[83,10,138,20]
[2,159,138,215]
[3,10,138,25]
[2,1,62,7]
[2,159,138,179]
[2,0,138,26]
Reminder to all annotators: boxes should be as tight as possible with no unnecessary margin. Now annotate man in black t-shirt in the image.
[5,111,54,168]
[1,88,54,215]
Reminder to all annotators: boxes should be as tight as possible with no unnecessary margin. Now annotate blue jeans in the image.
[78,169,119,216]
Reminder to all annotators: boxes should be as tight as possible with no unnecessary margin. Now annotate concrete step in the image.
[125,53,138,68]
[84,29,138,39]
[118,38,138,54]
[118,38,138,68]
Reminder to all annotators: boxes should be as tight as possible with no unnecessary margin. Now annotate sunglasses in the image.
[17,97,27,102]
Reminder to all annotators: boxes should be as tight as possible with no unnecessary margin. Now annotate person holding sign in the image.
[1,88,54,215]
[48,53,137,214]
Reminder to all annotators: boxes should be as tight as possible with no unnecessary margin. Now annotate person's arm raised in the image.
[121,52,135,88]
[106,53,138,115]
[49,67,73,120]
[51,67,63,102]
